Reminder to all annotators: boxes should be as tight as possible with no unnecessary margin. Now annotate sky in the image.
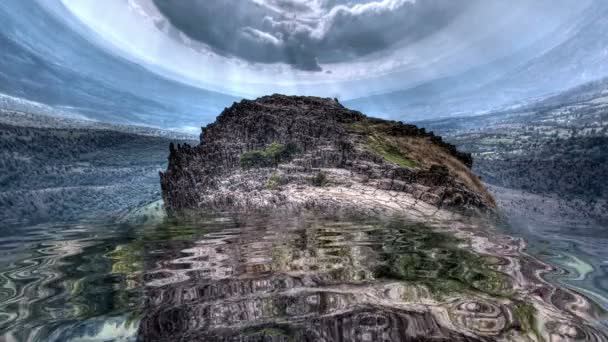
[1,0,607,128]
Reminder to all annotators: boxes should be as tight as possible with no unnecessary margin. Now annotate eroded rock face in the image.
[160,95,494,216]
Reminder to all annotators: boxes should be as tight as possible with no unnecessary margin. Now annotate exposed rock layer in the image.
[160,95,494,216]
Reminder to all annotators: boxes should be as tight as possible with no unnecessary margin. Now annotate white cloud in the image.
[241,27,283,46]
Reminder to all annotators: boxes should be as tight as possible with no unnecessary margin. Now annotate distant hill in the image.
[0,104,197,140]
[418,77,608,224]
[0,111,196,226]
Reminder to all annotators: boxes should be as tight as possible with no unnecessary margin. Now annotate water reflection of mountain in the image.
[135,214,607,341]
[137,216,478,341]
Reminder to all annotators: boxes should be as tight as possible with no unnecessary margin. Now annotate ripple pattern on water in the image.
[0,214,607,341]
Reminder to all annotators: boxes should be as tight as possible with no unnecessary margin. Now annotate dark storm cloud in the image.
[152,0,474,71]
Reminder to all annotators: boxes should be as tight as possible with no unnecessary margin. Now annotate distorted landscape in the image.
[1,1,607,341]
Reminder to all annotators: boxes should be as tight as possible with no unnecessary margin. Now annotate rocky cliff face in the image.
[160,95,494,217]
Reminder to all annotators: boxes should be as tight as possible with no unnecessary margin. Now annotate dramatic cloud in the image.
[152,0,474,71]
[55,0,595,99]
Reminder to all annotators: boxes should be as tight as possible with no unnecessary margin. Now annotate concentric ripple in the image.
[449,299,509,336]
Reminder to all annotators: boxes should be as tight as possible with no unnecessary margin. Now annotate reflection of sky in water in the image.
[45,316,137,342]
[502,217,608,324]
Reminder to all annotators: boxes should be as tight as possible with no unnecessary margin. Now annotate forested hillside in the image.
[0,121,194,225]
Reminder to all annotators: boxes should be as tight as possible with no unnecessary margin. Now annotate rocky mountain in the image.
[160,95,494,218]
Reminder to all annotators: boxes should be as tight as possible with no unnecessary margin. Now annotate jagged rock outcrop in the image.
[160,95,494,217]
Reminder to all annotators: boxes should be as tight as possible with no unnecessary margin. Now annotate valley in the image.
[419,77,608,225]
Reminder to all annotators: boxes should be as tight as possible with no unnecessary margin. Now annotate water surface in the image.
[503,216,608,316]
[0,213,606,341]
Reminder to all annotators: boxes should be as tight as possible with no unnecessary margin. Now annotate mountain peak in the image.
[160,95,494,218]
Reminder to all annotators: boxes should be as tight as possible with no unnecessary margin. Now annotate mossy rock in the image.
[241,142,300,169]
[311,171,328,187]
[367,135,417,168]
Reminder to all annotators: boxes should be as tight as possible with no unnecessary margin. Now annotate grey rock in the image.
[160,95,495,217]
